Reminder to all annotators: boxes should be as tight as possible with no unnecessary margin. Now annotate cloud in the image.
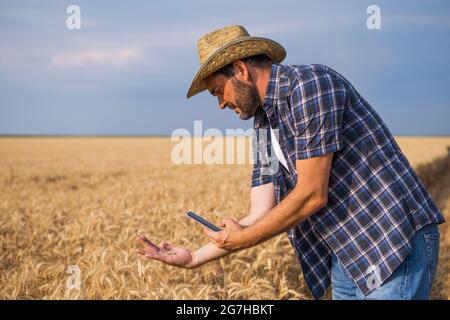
[51,48,144,67]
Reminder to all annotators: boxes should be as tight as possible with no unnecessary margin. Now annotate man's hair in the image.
[212,54,273,78]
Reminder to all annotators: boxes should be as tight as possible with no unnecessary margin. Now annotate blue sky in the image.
[0,0,449,135]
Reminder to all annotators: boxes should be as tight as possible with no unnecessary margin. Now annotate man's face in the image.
[205,72,261,120]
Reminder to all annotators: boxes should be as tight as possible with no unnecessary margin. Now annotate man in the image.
[136,25,445,299]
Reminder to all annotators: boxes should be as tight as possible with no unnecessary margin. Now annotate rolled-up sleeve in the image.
[289,70,346,160]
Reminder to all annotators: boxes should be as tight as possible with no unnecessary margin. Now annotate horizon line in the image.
[1,134,450,138]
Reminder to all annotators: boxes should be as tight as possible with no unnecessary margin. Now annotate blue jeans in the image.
[331,223,440,300]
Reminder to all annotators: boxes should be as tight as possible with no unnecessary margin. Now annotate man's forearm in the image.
[240,187,326,248]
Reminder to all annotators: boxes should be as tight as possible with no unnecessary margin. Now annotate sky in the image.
[0,0,449,136]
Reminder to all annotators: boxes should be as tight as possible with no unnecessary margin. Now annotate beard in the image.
[231,77,261,120]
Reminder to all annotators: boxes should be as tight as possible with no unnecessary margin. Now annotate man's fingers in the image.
[136,235,161,253]
[138,235,158,248]
[204,228,224,249]
[136,248,146,256]
[136,246,159,259]
[203,227,218,240]
[221,217,236,227]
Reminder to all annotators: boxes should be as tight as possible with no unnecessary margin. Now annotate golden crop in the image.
[0,136,449,299]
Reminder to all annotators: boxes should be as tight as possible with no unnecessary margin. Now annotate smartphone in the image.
[186,211,221,232]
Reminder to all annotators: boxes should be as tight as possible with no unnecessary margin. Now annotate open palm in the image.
[136,235,195,269]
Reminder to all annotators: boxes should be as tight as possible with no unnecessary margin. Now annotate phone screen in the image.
[186,211,221,231]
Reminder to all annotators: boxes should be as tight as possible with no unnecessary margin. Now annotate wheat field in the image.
[0,136,449,299]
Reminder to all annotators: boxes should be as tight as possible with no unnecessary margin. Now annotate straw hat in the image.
[186,25,286,98]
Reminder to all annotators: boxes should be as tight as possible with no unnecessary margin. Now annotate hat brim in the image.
[186,37,286,98]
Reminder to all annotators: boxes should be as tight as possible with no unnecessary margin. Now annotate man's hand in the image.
[203,218,251,251]
[135,235,197,269]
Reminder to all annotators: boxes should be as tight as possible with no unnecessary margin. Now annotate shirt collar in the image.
[263,63,282,110]
[254,63,282,128]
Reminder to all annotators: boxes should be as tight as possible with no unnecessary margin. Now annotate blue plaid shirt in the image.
[251,63,445,299]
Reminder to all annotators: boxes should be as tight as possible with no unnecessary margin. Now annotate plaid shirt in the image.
[251,63,445,299]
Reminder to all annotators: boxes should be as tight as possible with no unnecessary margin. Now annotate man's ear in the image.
[232,60,251,81]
